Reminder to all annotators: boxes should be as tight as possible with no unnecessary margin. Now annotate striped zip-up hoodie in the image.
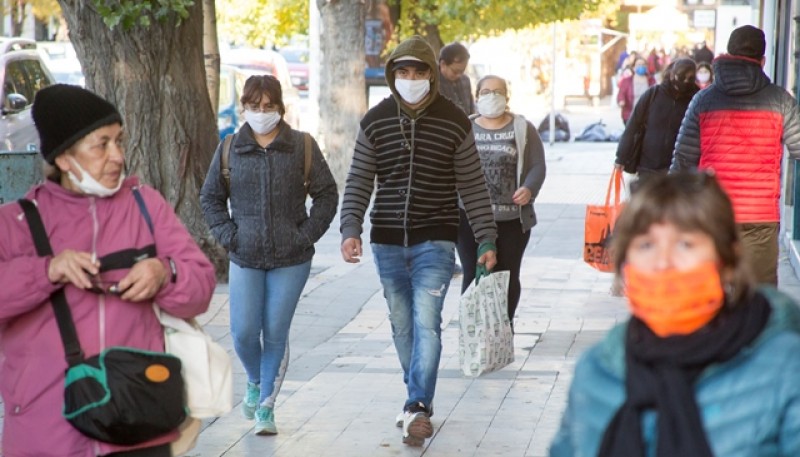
[340,36,497,247]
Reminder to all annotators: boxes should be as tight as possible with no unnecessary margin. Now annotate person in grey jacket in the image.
[200,75,338,436]
[457,75,546,330]
[438,42,475,115]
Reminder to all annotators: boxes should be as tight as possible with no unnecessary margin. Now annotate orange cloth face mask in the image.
[623,261,725,337]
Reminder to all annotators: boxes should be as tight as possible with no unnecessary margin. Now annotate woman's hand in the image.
[115,258,168,302]
[512,187,532,206]
[48,249,99,290]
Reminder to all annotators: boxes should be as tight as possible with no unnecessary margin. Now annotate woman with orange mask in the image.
[550,171,800,457]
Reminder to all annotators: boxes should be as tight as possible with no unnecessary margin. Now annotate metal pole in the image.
[549,21,556,146]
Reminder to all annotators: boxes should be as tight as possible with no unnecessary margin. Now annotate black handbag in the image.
[19,199,186,445]
[625,129,645,174]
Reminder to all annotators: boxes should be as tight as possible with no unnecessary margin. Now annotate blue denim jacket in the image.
[550,287,800,457]
[200,122,338,270]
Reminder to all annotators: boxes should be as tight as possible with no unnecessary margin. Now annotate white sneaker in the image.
[395,411,404,428]
[402,402,432,447]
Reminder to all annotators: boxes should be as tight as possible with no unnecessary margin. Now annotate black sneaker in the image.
[402,402,433,447]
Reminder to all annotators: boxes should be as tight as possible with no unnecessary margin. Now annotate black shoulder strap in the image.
[644,86,658,115]
[636,86,659,131]
[18,199,84,366]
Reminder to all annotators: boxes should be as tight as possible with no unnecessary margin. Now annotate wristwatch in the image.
[167,257,177,283]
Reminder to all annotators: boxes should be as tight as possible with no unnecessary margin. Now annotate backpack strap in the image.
[131,187,154,236]
[220,133,235,195]
[303,132,312,194]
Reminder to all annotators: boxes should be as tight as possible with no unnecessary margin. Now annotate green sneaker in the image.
[254,406,277,435]
[241,382,260,420]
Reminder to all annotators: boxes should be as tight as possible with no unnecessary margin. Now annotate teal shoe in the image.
[254,406,278,435]
[241,382,260,420]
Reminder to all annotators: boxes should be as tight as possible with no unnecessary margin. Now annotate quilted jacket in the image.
[671,55,800,223]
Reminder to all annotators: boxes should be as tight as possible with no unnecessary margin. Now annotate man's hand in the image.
[48,249,99,289]
[474,241,498,285]
[478,249,497,271]
[614,163,624,171]
[341,238,362,263]
[115,258,168,302]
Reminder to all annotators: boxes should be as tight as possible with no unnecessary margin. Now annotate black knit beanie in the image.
[33,84,122,164]
[727,25,766,60]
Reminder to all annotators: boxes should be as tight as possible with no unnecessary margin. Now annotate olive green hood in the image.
[385,35,439,116]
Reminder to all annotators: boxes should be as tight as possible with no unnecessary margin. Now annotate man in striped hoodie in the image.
[340,35,497,446]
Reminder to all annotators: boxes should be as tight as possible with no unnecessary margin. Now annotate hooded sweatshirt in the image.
[340,35,497,247]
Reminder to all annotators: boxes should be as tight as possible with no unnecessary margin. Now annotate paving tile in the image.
[9,105,800,457]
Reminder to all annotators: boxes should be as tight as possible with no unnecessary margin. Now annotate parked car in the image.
[218,48,301,139]
[38,41,85,87]
[279,47,309,92]
[0,38,55,152]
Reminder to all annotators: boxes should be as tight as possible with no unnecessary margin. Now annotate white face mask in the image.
[395,79,430,105]
[244,110,281,135]
[696,72,711,83]
[477,93,507,118]
[67,157,124,197]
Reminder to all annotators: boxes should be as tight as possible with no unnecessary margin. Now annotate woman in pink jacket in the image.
[0,84,216,457]
[617,57,656,125]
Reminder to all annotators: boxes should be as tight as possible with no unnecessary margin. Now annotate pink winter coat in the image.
[0,177,216,457]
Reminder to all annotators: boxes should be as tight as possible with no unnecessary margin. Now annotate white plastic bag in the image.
[458,271,514,377]
[154,306,233,419]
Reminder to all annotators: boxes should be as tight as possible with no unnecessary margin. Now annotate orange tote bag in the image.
[584,168,624,272]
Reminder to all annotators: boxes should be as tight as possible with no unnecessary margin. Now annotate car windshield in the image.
[280,49,308,64]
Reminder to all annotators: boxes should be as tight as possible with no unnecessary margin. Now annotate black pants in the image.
[456,208,531,323]
[104,444,171,457]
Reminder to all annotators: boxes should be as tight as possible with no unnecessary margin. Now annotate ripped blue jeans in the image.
[372,241,455,412]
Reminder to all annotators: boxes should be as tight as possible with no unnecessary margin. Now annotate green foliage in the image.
[394,0,609,42]
[90,0,194,30]
[30,0,62,21]
[216,0,308,48]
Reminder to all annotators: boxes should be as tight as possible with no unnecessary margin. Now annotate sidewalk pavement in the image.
[185,102,800,456]
[4,101,800,456]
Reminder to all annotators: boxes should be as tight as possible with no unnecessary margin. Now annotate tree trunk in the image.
[422,23,443,57]
[202,0,220,115]
[57,0,228,275]
[11,1,23,36]
[317,0,366,188]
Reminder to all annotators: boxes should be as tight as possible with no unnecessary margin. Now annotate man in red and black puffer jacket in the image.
[671,25,800,286]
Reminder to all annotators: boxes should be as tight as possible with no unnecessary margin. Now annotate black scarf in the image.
[598,292,772,457]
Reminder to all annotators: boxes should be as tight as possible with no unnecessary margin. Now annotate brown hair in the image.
[475,75,509,99]
[240,74,285,116]
[611,171,753,304]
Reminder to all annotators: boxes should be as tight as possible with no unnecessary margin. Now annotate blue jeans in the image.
[372,241,455,412]
[229,260,311,407]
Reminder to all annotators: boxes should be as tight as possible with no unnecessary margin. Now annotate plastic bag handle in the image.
[604,168,623,208]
